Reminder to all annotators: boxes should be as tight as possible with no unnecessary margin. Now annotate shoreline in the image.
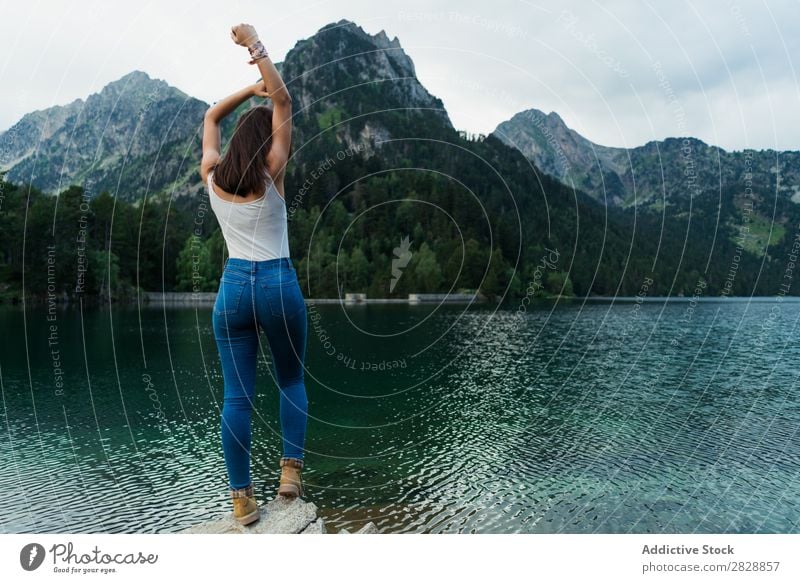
[140,291,486,305]
[5,293,800,308]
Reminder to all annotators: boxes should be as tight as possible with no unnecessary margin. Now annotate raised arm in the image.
[231,23,293,193]
[200,81,269,184]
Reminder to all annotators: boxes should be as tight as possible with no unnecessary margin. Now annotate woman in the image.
[200,22,307,526]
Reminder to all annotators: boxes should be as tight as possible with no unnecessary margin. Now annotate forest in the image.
[3,140,794,305]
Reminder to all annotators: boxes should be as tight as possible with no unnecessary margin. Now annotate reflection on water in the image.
[1,298,799,533]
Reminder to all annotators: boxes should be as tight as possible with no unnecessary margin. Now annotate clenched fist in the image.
[231,23,259,47]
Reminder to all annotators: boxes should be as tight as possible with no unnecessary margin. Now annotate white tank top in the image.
[207,169,291,261]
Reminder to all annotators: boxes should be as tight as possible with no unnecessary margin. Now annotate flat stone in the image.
[299,518,327,534]
[181,496,318,534]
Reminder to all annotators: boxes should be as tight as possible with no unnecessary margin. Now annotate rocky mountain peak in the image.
[494,106,800,207]
[0,68,207,197]
[86,70,187,111]
[282,19,446,124]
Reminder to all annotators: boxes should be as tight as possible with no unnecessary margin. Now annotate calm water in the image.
[1,298,799,533]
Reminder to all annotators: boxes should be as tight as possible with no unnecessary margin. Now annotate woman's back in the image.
[207,169,290,261]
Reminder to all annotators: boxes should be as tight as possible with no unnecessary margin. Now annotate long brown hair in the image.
[213,105,273,196]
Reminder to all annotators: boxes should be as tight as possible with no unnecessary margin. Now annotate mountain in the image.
[493,108,800,207]
[282,18,452,141]
[0,70,208,199]
[0,20,451,201]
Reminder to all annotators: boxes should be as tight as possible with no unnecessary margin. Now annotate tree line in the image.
[0,171,571,304]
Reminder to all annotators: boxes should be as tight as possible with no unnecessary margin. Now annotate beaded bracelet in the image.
[247,40,269,64]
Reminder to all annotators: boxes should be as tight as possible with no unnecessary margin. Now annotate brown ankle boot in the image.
[231,483,259,525]
[278,457,304,498]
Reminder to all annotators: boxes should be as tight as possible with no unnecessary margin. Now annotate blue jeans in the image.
[212,257,308,490]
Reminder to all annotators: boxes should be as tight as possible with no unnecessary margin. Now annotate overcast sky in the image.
[1,0,798,151]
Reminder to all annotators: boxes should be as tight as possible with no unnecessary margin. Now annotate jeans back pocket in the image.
[261,274,305,319]
[214,279,247,316]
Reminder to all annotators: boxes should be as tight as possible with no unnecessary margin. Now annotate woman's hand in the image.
[231,23,259,48]
[251,80,270,98]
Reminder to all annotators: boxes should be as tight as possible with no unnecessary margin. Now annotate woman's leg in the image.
[257,277,308,460]
[213,280,259,489]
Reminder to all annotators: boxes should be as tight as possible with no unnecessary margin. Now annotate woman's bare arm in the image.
[231,23,292,192]
[200,81,270,183]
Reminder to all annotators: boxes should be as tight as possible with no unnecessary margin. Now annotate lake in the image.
[1,297,799,533]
